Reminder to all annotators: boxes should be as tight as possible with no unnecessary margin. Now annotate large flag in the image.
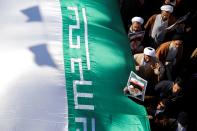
[0,0,150,131]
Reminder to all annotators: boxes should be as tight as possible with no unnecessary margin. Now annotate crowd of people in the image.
[120,0,197,130]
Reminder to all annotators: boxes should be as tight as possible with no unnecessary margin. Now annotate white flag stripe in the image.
[0,0,67,131]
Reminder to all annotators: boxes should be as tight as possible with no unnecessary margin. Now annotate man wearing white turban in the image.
[134,47,165,93]
[144,4,176,48]
[128,16,145,54]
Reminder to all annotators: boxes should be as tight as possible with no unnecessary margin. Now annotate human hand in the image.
[148,115,153,119]
[135,66,140,71]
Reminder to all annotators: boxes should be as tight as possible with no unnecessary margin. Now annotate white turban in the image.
[143,47,156,57]
[160,5,173,13]
[131,16,144,25]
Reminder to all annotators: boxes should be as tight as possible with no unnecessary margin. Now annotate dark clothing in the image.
[155,80,184,118]
[155,80,174,99]
[181,48,197,130]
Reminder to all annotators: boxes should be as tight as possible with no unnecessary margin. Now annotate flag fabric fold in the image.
[0,0,150,130]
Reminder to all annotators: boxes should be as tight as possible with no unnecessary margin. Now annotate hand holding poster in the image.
[124,71,148,101]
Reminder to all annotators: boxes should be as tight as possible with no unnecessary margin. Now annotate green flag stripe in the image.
[60,0,150,130]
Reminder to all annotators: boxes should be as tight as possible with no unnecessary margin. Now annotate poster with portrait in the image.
[124,71,147,101]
